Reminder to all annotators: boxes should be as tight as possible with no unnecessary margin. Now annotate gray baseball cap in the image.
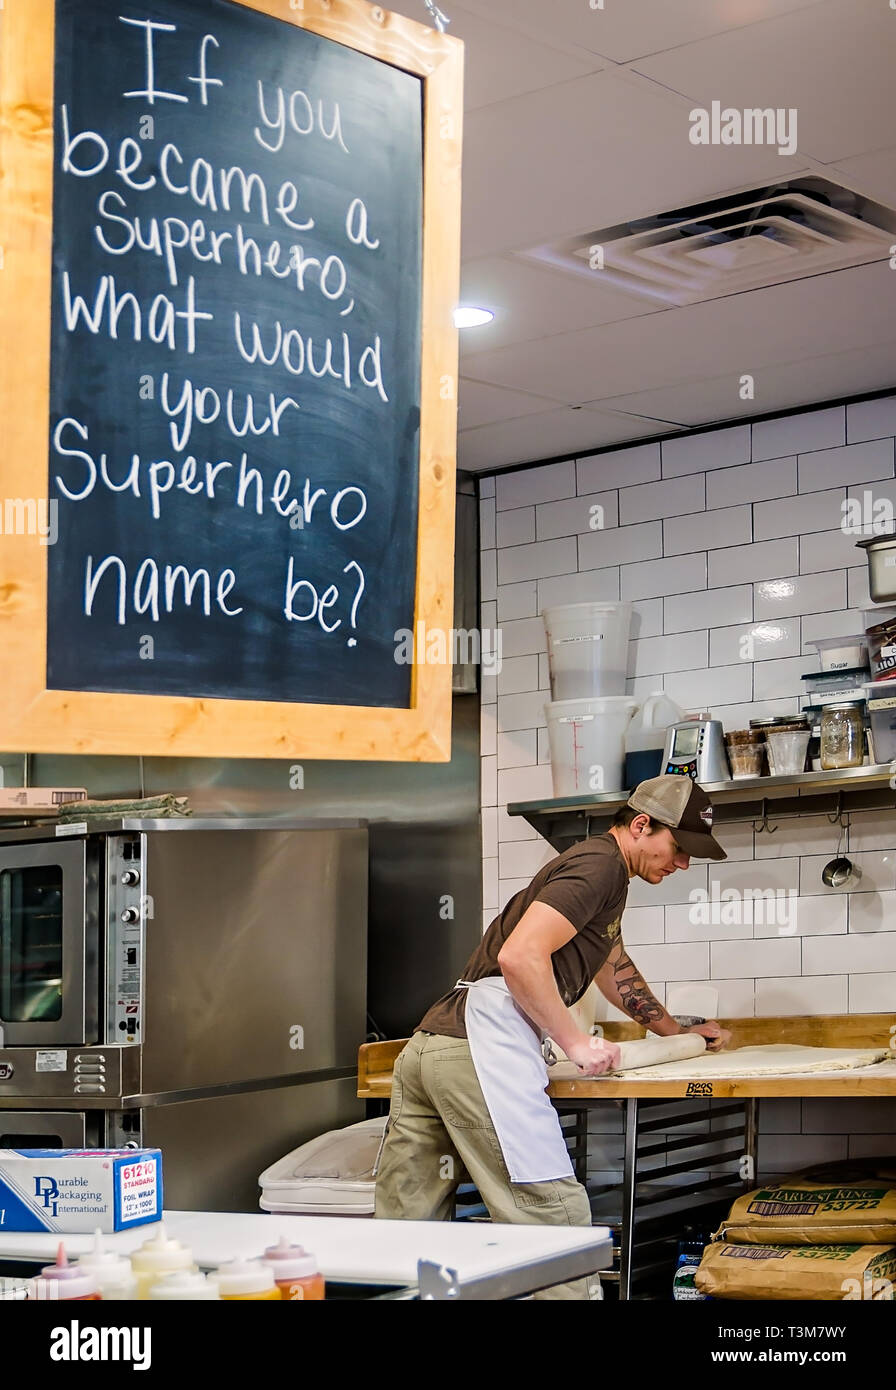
[627,775,727,861]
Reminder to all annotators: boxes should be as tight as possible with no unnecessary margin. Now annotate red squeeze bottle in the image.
[262,1237,325,1301]
[30,1243,102,1301]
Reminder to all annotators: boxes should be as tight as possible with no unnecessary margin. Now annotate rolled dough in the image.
[613,1043,889,1079]
[613,1033,707,1070]
[546,1032,706,1072]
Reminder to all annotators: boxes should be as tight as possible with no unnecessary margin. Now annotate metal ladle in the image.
[822,857,857,888]
[821,814,860,888]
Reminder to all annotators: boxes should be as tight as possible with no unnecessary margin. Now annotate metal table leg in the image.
[619,1097,638,1302]
[743,1097,759,1184]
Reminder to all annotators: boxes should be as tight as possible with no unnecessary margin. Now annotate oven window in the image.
[0,866,64,1021]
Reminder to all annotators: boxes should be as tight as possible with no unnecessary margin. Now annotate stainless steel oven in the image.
[0,839,100,1046]
[0,819,368,1209]
[0,1110,103,1148]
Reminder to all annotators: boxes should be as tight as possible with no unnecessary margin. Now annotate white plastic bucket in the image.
[542,602,632,700]
[545,696,636,797]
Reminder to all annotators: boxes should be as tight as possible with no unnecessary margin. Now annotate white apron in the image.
[458,976,574,1184]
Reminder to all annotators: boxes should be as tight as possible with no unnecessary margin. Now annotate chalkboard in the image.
[0,0,461,759]
[46,0,422,708]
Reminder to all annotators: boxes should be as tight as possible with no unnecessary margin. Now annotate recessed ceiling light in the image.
[454,306,494,328]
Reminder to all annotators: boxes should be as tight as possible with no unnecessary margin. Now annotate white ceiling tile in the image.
[632,0,896,164]
[460,71,796,259]
[403,0,890,462]
[456,0,829,64]
[457,256,658,358]
[828,146,896,209]
[453,261,896,403]
[458,379,562,430]
[382,0,601,109]
[458,408,679,472]
[595,342,896,427]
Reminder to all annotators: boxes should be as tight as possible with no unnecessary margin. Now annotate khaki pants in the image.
[374,1031,601,1300]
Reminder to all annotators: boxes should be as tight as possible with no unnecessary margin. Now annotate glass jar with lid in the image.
[819,701,865,770]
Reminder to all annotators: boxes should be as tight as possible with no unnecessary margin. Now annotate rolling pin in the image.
[610,1032,707,1072]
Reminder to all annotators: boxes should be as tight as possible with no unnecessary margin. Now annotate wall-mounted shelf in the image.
[507,764,896,851]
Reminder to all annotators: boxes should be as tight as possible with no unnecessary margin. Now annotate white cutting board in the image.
[0,1211,612,1286]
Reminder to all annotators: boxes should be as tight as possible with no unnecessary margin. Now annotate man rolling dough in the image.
[374,775,732,1299]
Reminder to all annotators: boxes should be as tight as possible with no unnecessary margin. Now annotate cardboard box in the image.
[0,1149,162,1233]
[0,788,87,811]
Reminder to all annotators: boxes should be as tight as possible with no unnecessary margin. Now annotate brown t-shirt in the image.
[417,833,629,1039]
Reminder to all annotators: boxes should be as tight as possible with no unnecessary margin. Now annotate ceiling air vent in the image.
[517,177,896,307]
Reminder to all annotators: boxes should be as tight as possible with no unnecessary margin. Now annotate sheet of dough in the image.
[613,1043,889,1079]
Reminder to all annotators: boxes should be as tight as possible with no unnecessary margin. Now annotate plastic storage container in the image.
[545,696,636,797]
[749,716,809,774]
[542,602,632,700]
[865,687,896,765]
[726,741,765,779]
[801,668,869,702]
[808,635,868,672]
[258,1116,386,1216]
[856,531,896,603]
[624,691,687,787]
[804,706,823,770]
[765,729,811,776]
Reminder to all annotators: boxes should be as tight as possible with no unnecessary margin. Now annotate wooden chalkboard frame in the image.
[0,0,462,760]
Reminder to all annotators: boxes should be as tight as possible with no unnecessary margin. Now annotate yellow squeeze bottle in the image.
[130,1224,196,1299]
[215,1259,281,1301]
[148,1271,220,1300]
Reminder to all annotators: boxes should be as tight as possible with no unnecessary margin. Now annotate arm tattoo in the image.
[612,946,667,1027]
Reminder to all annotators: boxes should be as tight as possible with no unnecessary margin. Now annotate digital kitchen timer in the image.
[662,719,731,784]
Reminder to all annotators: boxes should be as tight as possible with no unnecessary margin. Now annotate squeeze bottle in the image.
[215,1258,281,1301]
[75,1228,138,1301]
[148,1270,221,1300]
[262,1236,326,1300]
[30,1243,101,1301]
[130,1223,196,1299]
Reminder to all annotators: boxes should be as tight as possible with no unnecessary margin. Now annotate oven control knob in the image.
[120,907,141,924]
[120,869,141,887]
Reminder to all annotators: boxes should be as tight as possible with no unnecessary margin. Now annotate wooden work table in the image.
[358,1012,896,1100]
[359,1012,896,1299]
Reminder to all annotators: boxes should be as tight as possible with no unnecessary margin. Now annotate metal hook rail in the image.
[751,798,778,834]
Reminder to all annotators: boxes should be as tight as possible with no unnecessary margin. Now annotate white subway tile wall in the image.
[537,490,619,541]
[480,400,896,1170]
